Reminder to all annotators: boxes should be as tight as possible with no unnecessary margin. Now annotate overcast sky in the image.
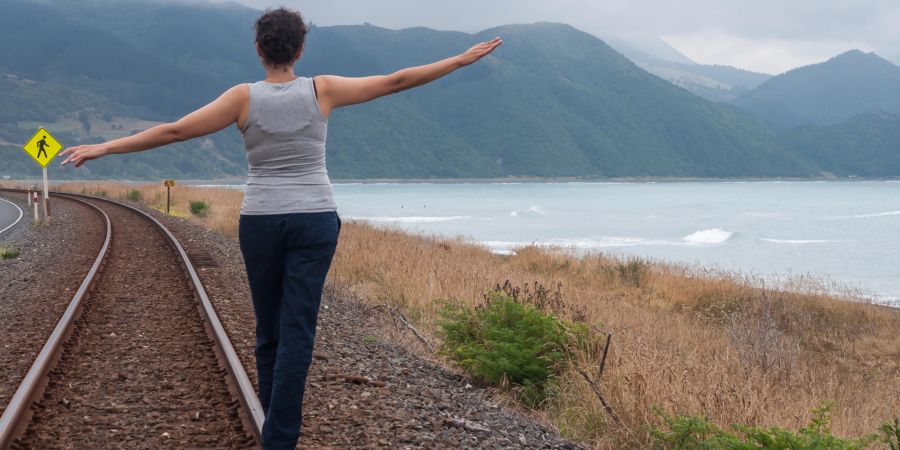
[232,0,900,74]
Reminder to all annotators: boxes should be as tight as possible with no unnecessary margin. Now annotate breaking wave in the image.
[759,238,833,245]
[829,210,900,219]
[510,205,548,217]
[682,228,733,245]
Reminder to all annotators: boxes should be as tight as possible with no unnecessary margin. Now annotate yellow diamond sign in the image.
[22,128,63,167]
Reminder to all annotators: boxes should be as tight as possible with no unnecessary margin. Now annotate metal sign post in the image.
[42,167,49,226]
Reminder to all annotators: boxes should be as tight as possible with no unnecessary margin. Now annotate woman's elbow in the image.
[387,72,410,94]
[164,123,187,143]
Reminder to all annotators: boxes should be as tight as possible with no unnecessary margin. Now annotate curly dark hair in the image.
[255,8,308,67]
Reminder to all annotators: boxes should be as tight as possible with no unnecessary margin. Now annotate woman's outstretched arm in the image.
[315,37,502,119]
[60,84,249,167]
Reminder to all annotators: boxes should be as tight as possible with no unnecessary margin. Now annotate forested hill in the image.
[0,0,897,180]
[733,50,900,128]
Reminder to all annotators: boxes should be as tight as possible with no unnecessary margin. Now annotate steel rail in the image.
[0,191,112,448]
[0,190,264,448]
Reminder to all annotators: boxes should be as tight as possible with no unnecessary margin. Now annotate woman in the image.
[60,7,501,450]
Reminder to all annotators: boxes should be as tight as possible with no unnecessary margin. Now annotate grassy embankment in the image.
[14,181,897,449]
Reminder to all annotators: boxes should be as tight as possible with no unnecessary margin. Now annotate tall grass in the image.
[27,181,900,448]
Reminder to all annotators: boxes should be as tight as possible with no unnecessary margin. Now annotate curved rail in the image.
[0,192,112,447]
[0,190,264,448]
[0,197,24,236]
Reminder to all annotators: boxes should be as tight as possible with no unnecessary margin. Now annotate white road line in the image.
[0,197,25,236]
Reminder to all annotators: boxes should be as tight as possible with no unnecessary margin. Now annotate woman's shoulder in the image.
[222,83,251,101]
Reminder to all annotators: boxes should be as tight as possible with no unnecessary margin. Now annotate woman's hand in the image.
[457,37,503,66]
[60,144,109,167]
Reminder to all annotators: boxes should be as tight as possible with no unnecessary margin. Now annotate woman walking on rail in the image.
[59,7,501,449]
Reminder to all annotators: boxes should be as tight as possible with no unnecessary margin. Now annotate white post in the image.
[27,190,32,207]
[33,197,39,223]
[42,167,49,226]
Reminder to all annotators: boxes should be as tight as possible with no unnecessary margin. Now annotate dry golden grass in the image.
[49,181,245,237]
[19,181,899,448]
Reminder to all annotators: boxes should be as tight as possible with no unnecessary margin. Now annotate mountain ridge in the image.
[732,49,900,127]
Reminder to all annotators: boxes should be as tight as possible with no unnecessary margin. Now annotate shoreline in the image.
[6,179,898,305]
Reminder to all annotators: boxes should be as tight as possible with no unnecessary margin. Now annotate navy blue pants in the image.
[238,211,341,450]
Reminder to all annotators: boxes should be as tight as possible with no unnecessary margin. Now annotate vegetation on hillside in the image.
[1,0,899,180]
[733,50,900,128]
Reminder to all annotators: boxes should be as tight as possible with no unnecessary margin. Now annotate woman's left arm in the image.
[60,84,249,167]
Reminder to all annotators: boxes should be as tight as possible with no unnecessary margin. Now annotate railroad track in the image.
[0,190,263,449]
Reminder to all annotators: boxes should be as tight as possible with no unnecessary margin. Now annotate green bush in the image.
[881,418,900,450]
[0,246,20,260]
[126,189,143,202]
[438,290,589,407]
[601,258,649,288]
[650,403,883,450]
[189,200,210,218]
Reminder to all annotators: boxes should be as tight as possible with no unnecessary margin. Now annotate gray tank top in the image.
[239,77,337,215]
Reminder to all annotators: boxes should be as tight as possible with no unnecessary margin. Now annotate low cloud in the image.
[232,0,900,72]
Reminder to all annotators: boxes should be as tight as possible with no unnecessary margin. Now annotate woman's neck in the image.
[264,65,298,83]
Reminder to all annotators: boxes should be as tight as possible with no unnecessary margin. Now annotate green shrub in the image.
[601,258,649,288]
[881,418,900,450]
[438,290,590,407]
[189,200,210,218]
[126,189,143,202]
[0,246,20,260]
[650,403,881,450]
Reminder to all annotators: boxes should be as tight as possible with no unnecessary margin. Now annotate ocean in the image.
[209,181,900,306]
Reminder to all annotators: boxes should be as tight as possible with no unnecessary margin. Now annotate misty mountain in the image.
[602,34,697,66]
[733,50,900,128]
[602,35,771,102]
[0,0,897,180]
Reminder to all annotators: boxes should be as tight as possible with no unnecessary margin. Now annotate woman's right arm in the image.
[314,37,502,119]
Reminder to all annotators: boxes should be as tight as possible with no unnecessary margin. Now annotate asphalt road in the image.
[0,196,24,236]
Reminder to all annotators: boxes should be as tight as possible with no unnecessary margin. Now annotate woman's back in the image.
[240,77,336,215]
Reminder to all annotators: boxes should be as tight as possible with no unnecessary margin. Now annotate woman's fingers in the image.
[60,145,101,167]
[462,37,502,64]
[60,147,79,166]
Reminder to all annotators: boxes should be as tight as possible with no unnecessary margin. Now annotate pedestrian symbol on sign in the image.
[37,136,49,159]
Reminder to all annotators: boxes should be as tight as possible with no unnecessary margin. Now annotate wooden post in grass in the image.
[32,192,39,224]
[164,180,175,215]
